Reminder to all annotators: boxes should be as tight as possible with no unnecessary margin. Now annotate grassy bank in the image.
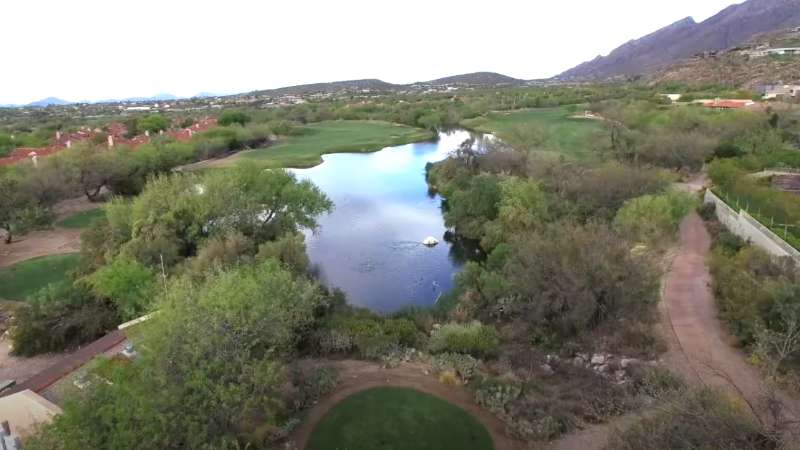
[56,208,105,229]
[0,253,79,301]
[235,120,434,168]
[306,387,494,450]
[461,107,605,160]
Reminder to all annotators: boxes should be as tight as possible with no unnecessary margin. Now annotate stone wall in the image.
[704,189,800,262]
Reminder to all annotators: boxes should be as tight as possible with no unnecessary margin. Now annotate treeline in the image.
[0,120,277,243]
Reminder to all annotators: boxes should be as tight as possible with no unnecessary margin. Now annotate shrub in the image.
[315,313,423,358]
[218,111,252,127]
[293,366,339,410]
[697,201,717,221]
[431,352,479,382]
[10,283,119,356]
[428,321,499,357]
[614,190,697,244]
[605,387,777,450]
[87,256,157,320]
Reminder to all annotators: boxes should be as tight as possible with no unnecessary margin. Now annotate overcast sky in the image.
[0,0,742,104]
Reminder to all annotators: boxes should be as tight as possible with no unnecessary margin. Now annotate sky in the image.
[0,0,742,105]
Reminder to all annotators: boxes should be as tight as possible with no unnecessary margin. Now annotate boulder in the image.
[590,354,606,365]
[620,358,638,369]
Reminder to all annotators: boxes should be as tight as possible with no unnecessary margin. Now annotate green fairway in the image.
[461,107,605,160]
[237,120,434,168]
[56,208,105,229]
[0,253,79,301]
[306,387,494,450]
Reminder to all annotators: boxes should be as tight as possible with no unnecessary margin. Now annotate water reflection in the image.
[291,130,479,313]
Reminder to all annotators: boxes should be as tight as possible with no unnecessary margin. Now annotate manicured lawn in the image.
[0,253,79,301]
[306,387,494,450]
[461,107,605,160]
[56,208,105,229]
[236,120,434,168]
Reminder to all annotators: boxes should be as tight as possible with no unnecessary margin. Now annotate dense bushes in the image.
[313,310,423,358]
[614,190,697,244]
[605,387,777,450]
[502,223,659,339]
[428,321,499,357]
[710,244,799,347]
[10,283,119,356]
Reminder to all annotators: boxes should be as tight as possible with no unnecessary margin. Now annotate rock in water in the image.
[422,236,439,246]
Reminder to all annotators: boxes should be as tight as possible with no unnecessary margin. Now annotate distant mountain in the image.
[252,79,397,97]
[559,0,800,80]
[422,72,524,86]
[251,73,524,97]
[27,97,71,107]
[120,93,179,102]
[194,92,219,98]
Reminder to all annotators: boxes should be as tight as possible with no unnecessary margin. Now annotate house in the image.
[759,84,800,99]
[699,99,756,109]
[0,390,62,441]
[746,47,800,57]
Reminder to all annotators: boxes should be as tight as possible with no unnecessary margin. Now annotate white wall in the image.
[704,189,800,262]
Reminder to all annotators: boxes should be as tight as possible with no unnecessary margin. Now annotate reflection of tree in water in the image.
[444,230,485,265]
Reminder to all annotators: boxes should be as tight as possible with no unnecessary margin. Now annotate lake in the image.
[291,130,482,313]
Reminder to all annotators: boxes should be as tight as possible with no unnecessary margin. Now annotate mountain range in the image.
[250,72,526,96]
[8,72,525,108]
[558,0,800,80]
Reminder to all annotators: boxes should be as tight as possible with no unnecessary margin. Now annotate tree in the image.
[25,260,326,449]
[136,114,170,133]
[64,144,117,201]
[614,190,696,244]
[0,174,49,244]
[114,163,331,269]
[88,256,157,320]
[443,174,501,240]
[218,110,252,127]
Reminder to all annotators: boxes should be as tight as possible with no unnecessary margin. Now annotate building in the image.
[759,84,800,99]
[0,390,62,441]
[699,99,756,109]
[660,93,682,102]
[746,47,800,57]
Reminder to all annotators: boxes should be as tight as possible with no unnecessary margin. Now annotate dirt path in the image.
[0,228,82,267]
[661,212,800,429]
[0,196,100,268]
[289,360,523,450]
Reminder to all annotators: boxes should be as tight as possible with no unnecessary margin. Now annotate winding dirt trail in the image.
[660,212,800,430]
[289,360,523,450]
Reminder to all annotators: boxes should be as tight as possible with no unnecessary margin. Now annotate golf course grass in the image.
[56,208,105,229]
[461,107,605,160]
[0,253,79,301]
[306,387,494,450]
[237,120,434,168]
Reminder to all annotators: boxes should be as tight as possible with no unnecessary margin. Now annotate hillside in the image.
[28,97,71,107]
[649,27,800,88]
[251,72,524,97]
[252,79,398,97]
[422,72,524,86]
[559,0,800,80]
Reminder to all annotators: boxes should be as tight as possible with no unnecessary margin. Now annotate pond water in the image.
[291,130,482,313]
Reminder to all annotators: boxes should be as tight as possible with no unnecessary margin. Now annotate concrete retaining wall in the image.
[704,189,800,262]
